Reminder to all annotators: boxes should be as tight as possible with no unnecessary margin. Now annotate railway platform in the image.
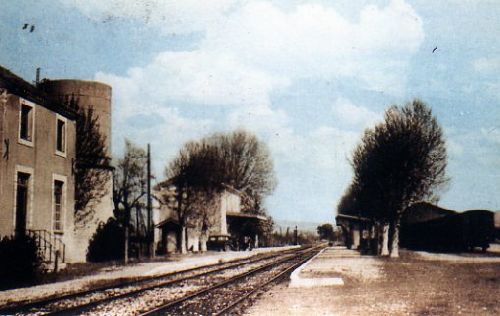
[289,246,381,288]
[289,247,360,287]
[244,246,383,316]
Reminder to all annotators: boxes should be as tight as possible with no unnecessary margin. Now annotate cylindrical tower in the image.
[39,79,113,263]
[39,80,112,156]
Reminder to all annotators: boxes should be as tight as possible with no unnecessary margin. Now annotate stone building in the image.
[154,184,266,254]
[0,66,114,263]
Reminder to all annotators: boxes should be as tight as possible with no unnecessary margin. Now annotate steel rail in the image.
[138,246,322,316]
[45,248,305,316]
[215,250,318,315]
[0,246,306,315]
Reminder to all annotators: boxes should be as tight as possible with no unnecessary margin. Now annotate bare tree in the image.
[113,140,147,263]
[350,100,448,257]
[74,106,111,224]
[214,130,277,211]
[164,130,277,253]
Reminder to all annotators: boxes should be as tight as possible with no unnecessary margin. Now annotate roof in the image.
[0,65,77,120]
[156,218,180,228]
[335,213,372,223]
[226,211,267,221]
[155,217,196,228]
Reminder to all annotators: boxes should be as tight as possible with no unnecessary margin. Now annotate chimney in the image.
[35,67,40,86]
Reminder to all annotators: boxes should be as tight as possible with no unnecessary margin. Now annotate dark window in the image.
[56,119,65,153]
[53,180,63,231]
[20,104,33,141]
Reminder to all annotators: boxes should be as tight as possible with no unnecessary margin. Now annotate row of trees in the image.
[90,130,277,261]
[338,100,449,257]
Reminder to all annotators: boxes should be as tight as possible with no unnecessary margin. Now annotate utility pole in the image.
[147,143,153,258]
[294,225,298,245]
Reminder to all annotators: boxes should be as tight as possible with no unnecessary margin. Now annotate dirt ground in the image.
[244,250,500,316]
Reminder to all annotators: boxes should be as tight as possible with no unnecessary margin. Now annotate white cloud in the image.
[73,0,424,102]
[83,0,424,218]
[331,97,381,130]
[202,0,423,94]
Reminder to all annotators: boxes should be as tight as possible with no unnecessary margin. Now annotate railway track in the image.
[140,246,320,316]
[0,246,319,316]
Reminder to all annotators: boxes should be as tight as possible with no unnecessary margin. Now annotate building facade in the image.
[0,66,77,264]
[0,66,114,263]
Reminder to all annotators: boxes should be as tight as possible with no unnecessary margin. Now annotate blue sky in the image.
[1,0,499,223]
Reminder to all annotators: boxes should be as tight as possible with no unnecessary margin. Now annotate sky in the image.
[1,0,499,224]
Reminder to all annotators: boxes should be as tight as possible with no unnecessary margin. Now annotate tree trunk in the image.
[380,223,389,256]
[180,226,187,254]
[136,207,141,259]
[124,205,131,264]
[389,218,400,258]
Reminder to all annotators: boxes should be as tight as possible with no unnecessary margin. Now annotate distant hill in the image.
[273,219,331,234]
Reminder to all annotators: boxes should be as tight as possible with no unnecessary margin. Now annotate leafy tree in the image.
[350,100,448,257]
[74,106,111,224]
[113,140,147,263]
[87,217,125,262]
[317,223,334,240]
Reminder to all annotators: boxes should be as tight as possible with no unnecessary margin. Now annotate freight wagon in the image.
[400,209,495,252]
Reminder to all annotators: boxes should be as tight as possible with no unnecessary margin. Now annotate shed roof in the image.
[226,211,267,221]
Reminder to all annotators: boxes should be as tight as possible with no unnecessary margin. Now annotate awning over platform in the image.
[226,211,267,221]
[336,213,372,224]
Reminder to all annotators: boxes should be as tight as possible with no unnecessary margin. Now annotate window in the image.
[53,180,64,232]
[19,102,34,145]
[56,118,66,153]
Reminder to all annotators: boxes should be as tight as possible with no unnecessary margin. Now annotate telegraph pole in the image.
[147,143,153,257]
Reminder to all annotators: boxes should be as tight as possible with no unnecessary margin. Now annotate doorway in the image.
[15,172,30,236]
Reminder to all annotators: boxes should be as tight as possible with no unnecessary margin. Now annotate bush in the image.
[0,234,43,289]
[87,217,125,262]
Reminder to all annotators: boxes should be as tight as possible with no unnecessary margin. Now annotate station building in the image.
[0,65,114,264]
[154,183,267,254]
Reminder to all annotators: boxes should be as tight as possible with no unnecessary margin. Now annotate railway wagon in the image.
[460,210,495,251]
[400,210,495,252]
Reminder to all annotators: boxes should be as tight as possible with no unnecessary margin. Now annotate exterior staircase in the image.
[26,229,66,272]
